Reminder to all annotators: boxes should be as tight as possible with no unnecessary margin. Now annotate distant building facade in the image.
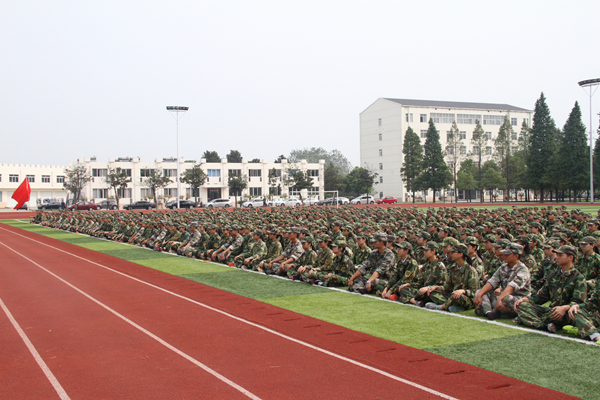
[360,98,533,202]
[0,163,68,208]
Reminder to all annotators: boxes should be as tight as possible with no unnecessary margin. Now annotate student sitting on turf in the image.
[348,232,395,294]
[398,241,447,306]
[474,243,531,320]
[569,283,600,343]
[425,244,479,313]
[382,241,419,301]
[515,245,586,333]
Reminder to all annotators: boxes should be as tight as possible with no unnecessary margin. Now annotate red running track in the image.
[0,224,579,400]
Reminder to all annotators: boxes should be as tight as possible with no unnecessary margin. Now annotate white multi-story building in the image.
[0,164,68,208]
[70,156,325,205]
[360,98,533,202]
[0,158,325,208]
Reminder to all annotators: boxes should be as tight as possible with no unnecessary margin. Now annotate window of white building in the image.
[42,175,50,183]
[431,113,455,124]
[420,114,427,122]
[483,115,504,125]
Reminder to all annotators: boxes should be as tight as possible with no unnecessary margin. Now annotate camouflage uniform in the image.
[321,249,354,287]
[242,238,267,268]
[350,247,395,292]
[399,259,447,304]
[429,260,479,310]
[517,266,587,330]
[478,261,531,315]
[572,284,600,340]
[269,238,304,275]
[352,245,372,266]
[300,246,334,281]
[286,242,316,279]
[255,236,283,270]
[576,252,600,291]
[387,256,419,295]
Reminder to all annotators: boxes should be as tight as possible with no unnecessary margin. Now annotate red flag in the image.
[12,178,31,209]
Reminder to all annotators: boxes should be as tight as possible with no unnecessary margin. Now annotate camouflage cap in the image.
[394,241,412,250]
[484,234,497,243]
[371,232,388,242]
[289,227,301,234]
[355,232,367,239]
[331,238,347,248]
[252,230,263,237]
[500,243,523,255]
[397,231,407,238]
[450,243,469,257]
[464,236,479,246]
[318,234,331,242]
[515,235,530,244]
[417,231,431,240]
[300,237,311,244]
[493,238,512,249]
[229,224,241,231]
[580,236,597,245]
[442,237,459,247]
[422,241,439,251]
[386,233,396,242]
[554,245,577,257]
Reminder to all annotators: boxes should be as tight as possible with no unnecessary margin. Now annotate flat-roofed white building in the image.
[0,164,68,208]
[71,156,325,205]
[360,98,533,202]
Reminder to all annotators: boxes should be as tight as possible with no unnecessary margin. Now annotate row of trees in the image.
[399,92,594,203]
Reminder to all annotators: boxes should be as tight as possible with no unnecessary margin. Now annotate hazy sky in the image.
[1,1,599,168]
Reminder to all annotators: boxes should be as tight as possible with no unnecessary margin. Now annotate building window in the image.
[308,169,319,177]
[117,188,132,198]
[248,169,261,177]
[380,192,384,198]
[121,169,132,177]
[9,174,18,183]
[420,114,427,122]
[512,146,519,154]
[483,115,504,125]
[163,169,177,177]
[92,168,108,177]
[379,176,383,184]
[446,146,454,155]
[459,131,466,139]
[0,174,2,182]
[460,146,467,155]
[523,118,529,125]
[56,175,65,183]
[379,163,383,170]
[473,146,480,155]
[486,146,492,155]
[207,169,221,177]
[26,175,35,183]
[249,187,262,196]
[42,175,50,183]
[410,113,413,122]
[511,133,518,140]
[511,118,517,126]
[420,130,427,139]
[140,169,153,177]
[485,132,492,140]
[93,189,109,198]
[406,113,413,122]
[307,187,319,195]
[446,131,452,141]
[379,133,382,141]
[379,149,383,157]
[457,114,481,124]
[431,113,455,124]
[228,169,241,177]
[140,188,153,198]
[378,118,382,126]
[164,188,178,197]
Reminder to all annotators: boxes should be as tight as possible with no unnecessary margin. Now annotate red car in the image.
[377,196,397,204]
[68,201,99,211]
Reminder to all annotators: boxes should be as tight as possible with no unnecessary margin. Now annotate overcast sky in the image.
[1,1,599,168]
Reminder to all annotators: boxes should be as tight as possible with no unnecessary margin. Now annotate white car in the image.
[303,197,318,205]
[273,198,302,207]
[337,197,350,205]
[350,195,375,205]
[203,198,232,208]
[241,198,271,207]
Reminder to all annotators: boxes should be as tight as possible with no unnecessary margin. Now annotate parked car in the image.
[317,197,344,206]
[123,201,156,210]
[166,199,197,209]
[68,201,99,211]
[303,197,318,205]
[16,202,29,210]
[241,198,271,207]
[273,198,302,207]
[203,198,232,208]
[377,196,398,204]
[39,201,64,210]
[97,200,118,210]
[351,195,375,205]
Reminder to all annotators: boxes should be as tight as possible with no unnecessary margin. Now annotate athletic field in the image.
[1,210,599,399]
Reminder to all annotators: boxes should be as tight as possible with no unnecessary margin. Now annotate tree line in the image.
[399,92,594,203]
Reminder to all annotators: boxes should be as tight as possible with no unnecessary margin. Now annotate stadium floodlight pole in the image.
[166,106,189,209]
[579,79,600,203]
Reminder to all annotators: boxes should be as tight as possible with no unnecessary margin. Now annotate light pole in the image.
[578,79,600,203]
[166,106,189,209]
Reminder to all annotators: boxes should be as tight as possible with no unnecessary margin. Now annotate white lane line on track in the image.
[0,240,262,400]
[0,298,71,400]
[0,226,457,400]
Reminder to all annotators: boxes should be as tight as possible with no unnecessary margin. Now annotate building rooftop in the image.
[383,98,530,112]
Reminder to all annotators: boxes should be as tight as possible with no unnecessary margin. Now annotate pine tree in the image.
[470,122,487,202]
[559,102,589,200]
[517,121,532,201]
[527,92,559,202]
[495,116,514,201]
[415,119,452,203]
[400,127,423,203]
[594,134,600,198]
[445,121,464,203]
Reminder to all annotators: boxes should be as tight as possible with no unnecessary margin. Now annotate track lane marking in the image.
[0,240,262,400]
[0,226,457,400]
[0,298,71,400]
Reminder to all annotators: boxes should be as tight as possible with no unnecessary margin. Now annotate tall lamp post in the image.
[578,79,600,203]
[166,106,189,209]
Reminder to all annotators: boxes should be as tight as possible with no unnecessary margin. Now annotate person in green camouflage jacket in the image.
[569,284,600,343]
[287,238,316,279]
[383,241,419,300]
[352,233,372,266]
[255,230,283,271]
[348,232,395,294]
[240,231,267,269]
[515,245,587,333]
[576,236,600,291]
[531,240,560,293]
[426,244,479,312]
[318,238,354,287]
[299,234,334,282]
[398,241,447,306]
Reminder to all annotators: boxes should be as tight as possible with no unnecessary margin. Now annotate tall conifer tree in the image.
[415,119,452,203]
[559,101,589,200]
[400,127,423,203]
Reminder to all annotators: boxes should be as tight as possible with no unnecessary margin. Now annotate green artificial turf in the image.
[427,333,600,399]
[137,258,230,275]
[100,248,172,260]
